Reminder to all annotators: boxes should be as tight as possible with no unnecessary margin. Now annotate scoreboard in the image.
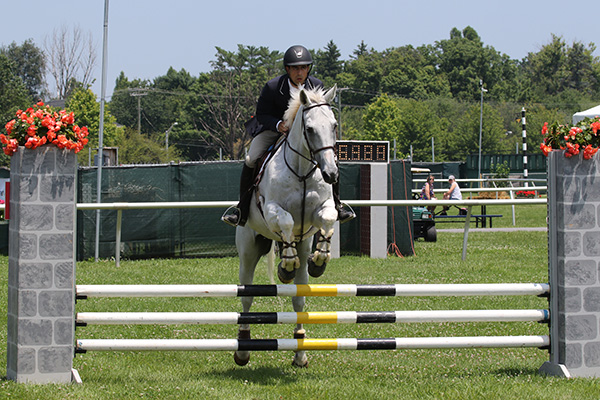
[335,141,389,163]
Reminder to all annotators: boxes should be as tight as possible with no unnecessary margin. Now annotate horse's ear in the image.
[300,90,311,106]
[324,85,337,103]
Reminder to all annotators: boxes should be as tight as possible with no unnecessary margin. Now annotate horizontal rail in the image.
[75,283,550,298]
[76,201,236,210]
[76,309,550,325]
[411,186,547,194]
[75,335,550,352]
[74,198,546,211]
[413,178,547,183]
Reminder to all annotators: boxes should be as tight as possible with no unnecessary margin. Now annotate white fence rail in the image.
[75,198,546,265]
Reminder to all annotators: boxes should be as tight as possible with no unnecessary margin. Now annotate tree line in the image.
[1,26,599,166]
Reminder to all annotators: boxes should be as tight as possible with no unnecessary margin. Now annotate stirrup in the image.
[338,203,356,224]
[221,206,241,227]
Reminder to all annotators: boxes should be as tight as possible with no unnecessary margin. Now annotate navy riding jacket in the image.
[255,74,323,135]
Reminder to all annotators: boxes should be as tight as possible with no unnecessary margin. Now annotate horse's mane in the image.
[283,87,327,129]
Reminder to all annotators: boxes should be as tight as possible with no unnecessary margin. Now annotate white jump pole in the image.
[76,309,549,325]
[75,283,550,298]
[76,335,550,352]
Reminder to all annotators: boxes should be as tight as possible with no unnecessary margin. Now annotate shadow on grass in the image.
[492,367,547,378]
[214,364,314,385]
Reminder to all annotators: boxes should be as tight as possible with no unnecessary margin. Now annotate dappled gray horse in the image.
[234,86,339,367]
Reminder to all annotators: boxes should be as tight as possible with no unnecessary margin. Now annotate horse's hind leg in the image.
[291,238,313,367]
[234,227,272,366]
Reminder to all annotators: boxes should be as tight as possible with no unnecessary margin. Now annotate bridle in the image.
[283,102,335,183]
[281,102,336,241]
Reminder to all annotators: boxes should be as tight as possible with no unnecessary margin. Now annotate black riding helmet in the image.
[283,45,313,66]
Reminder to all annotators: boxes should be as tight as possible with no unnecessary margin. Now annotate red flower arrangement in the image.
[1,101,89,156]
[516,190,536,198]
[540,116,600,160]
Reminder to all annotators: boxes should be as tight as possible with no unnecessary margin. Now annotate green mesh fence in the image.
[76,160,413,260]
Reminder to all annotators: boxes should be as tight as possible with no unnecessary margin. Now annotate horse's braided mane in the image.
[283,87,327,129]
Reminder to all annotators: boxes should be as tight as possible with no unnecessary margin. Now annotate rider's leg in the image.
[332,180,355,224]
[222,131,280,227]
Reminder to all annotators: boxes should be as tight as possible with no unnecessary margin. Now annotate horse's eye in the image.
[306,127,315,135]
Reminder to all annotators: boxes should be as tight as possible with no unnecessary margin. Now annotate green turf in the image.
[2,204,600,399]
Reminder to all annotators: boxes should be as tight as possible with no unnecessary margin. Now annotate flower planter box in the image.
[6,146,77,383]
[543,150,600,377]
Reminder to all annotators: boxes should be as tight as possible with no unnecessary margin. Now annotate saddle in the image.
[251,135,287,226]
[253,135,286,188]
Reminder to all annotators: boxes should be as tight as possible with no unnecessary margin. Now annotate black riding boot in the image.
[333,181,355,224]
[222,165,255,227]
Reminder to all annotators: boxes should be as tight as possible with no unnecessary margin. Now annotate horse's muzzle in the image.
[321,169,338,185]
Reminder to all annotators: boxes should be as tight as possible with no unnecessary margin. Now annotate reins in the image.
[282,102,334,182]
[280,102,334,241]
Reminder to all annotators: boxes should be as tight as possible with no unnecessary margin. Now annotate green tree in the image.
[108,72,152,132]
[395,98,446,162]
[0,54,30,122]
[116,127,181,164]
[1,39,46,100]
[362,95,447,161]
[313,40,343,86]
[521,35,600,103]
[66,88,123,164]
[177,45,280,161]
[446,103,509,160]
[339,50,383,106]
[350,41,370,59]
[362,94,402,142]
[380,45,451,99]
[434,26,517,101]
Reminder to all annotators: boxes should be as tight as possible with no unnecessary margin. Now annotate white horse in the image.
[234,86,339,367]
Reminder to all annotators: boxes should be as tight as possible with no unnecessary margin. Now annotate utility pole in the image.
[130,89,148,135]
[336,88,349,140]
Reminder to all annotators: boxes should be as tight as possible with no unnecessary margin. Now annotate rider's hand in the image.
[277,121,289,134]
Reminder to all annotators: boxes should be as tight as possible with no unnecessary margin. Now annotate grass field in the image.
[2,203,600,399]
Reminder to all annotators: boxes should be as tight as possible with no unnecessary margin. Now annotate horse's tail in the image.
[266,241,276,284]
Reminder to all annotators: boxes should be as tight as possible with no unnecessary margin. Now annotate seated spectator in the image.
[420,175,436,213]
[441,175,465,215]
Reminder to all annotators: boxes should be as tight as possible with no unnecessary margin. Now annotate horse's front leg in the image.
[291,238,312,367]
[264,202,300,283]
[308,201,337,278]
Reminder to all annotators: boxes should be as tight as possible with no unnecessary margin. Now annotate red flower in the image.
[584,145,599,160]
[540,143,553,157]
[541,122,548,135]
[566,142,580,156]
[5,120,15,135]
[1,102,89,156]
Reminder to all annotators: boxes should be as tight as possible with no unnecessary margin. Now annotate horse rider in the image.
[222,44,355,227]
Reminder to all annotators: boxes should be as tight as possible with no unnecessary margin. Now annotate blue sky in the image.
[2,0,598,99]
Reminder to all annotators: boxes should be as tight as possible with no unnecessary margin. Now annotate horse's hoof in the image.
[234,352,250,366]
[234,329,251,366]
[292,358,309,368]
[307,255,326,278]
[278,261,296,283]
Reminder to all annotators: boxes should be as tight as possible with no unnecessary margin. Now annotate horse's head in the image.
[296,86,339,184]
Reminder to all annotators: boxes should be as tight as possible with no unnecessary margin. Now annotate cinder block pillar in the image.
[7,147,76,383]
[542,150,600,378]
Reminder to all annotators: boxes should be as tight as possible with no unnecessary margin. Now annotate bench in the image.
[434,214,503,228]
